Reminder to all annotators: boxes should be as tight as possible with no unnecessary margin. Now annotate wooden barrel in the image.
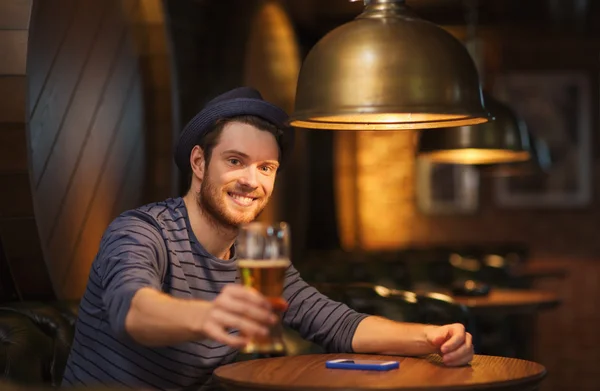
[0,0,174,300]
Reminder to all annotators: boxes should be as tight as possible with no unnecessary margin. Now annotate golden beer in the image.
[238,258,290,353]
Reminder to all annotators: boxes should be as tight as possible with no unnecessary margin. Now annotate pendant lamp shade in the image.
[480,134,552,177]
[417,95,531,164]
[289,0,490,130]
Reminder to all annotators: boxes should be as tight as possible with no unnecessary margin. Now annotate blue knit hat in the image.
[174,87,294,173]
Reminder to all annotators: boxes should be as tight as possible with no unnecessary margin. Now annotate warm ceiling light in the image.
[480,134,552,177]
[289,0,490,130]
[417,95,531,164]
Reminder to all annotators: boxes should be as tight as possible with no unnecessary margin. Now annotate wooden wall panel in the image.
[24,0,147,299]
[35,4,138,246]
[0,0,173,300]
[26,0,76,113]
[28,0,109,184]
[19,0,175,299]
[46,68,140,290]
[62,83,145,297]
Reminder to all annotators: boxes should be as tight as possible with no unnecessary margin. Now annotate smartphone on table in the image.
[325,359,399,371]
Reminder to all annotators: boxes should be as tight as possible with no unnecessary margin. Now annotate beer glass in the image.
[236,222,290,354]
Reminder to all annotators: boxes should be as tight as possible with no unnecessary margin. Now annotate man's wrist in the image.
[185,300,213,339]
[421,324,439,352]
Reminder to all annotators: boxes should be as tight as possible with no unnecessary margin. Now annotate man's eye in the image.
[228,158,241,166]
[260,166,274,173]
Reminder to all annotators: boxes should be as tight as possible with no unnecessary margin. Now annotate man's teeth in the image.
[230,193,254,204]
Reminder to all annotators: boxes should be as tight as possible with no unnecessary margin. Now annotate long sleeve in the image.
[97,211,168,339]
[281,264,368,353]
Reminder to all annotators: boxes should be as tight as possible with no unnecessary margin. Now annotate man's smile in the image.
[227,192,257,207]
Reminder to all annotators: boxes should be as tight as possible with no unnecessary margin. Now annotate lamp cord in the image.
[463,0,484,85]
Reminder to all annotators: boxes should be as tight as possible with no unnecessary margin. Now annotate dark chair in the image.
[313,282,475,329]
[0,301,79,386]
[312,282,417,322]
[414,291,473,329]
[368,259,413,291]
[478,253,531,288]
[449,245,531,289]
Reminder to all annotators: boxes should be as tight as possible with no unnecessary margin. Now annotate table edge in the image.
[214,355,547,391]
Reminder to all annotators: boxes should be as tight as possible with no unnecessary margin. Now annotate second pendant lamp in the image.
[418,94,531,164]
[417,0,531,165]
[479,133,552,177]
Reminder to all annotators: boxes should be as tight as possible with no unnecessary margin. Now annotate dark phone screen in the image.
[337,360,390,365]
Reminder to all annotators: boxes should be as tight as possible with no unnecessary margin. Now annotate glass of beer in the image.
[236,221,290,354]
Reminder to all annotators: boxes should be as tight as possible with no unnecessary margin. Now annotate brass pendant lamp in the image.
[289,0,490,130]
[416,0,530,164]
[418,94,531,164]
[480,133,552,177]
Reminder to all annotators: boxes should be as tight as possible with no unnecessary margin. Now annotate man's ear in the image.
[189,145,205,180]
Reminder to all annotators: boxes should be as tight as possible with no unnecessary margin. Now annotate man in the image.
[62,87,473,390]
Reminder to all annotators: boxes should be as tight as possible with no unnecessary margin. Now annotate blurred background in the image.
[1,0,599,389]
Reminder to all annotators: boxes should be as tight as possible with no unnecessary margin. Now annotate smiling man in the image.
[62,87,473,391]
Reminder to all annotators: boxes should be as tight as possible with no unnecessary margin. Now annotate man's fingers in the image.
[430,330,449,348]
[216,296,277,325]
[205,284,289,349]
[443,333,473,366]
[221,285,272,309]
[207,326,248,348]
[440,325,466,353]
[212,308,269,338]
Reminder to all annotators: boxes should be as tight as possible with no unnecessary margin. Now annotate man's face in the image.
[198,122,280,229]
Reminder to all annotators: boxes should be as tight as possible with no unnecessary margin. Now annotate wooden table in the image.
[448,288,560,315]
[512,263,568,280]
[214,354,547,391]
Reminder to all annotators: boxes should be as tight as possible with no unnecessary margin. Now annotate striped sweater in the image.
[62,197,367,390]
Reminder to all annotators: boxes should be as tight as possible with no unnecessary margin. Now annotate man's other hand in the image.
[425,323,473,366]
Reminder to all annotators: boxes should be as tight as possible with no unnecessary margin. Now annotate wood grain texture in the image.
[441,289,560,314]
[214,354,546,391]
[24,0,173,299]
[26,0,77,114]
[28,0,109,184]
[453,288,560,311]
[57,81,144,297]
[26,0,144,299]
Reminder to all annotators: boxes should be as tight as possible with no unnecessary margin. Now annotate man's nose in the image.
[238,166,259,188]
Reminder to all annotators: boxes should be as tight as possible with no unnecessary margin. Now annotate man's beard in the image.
[196,170,269,230]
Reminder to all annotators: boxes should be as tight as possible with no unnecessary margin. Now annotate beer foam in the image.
[237,259,291,268]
